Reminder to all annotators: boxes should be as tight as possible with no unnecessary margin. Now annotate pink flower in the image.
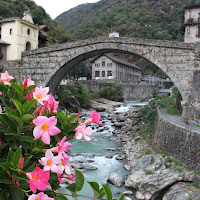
[23,77,35,88]
[28,192,54,200]
[66,173,76,183]
[33,86,50,105]
[44,94,59,114]
[0,71,14,85]
[57,173,65,184]
[85,110,102,125]
[51,136,71,160]
[18,155,24,170]
[33,116,61,144]
[0,91,2,95]
[26,166,50,193]
[0,105,2,114]
[75,125,92,141]
[0,138,2,148]
[58,159,72,175]
[39,149,62,173]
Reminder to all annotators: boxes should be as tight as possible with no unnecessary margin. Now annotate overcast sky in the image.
[33,0,100,19]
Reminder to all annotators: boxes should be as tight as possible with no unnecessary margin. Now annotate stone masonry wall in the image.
[72,80,156,101]
[154,108,200,172]
[186,70,200,123]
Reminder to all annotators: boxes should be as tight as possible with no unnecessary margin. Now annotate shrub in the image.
[99,83,123,102]
[0,73,124,200]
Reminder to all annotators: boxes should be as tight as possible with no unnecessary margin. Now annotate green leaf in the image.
[0,114,10,127]
[75,169,84,191]
[21,114,34,123]
[12,99,23,116]
[11,83,23,96]
[31,147,42,154]
[118,193,125,200]
[8,114,23,129]
[67,115,79,123]
[18,135,34,142]
[10,186,24,200]
[26,85,36,91]
[0,162,13,171]
[13,146,22,167]
[0,187,10,200]
[5,126,17,135]
[66,183,76,192]
[23,99,36,113]
[23,155,33,168]
[55,195,68,200]
[102,184,112,200]
[99,187,105,198]
[7,148,14,161]
[0,170,12,184]
[49,171,60,190]
[88,181,100,198]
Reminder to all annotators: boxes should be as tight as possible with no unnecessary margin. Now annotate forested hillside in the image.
[0,0,74,44]
[56,0,200,41]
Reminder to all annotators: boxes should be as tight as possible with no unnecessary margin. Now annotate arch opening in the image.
[25,42,31,51]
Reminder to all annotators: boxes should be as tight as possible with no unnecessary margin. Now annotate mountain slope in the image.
[56,0,200,41]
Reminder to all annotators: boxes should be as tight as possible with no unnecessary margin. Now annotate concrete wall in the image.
[154,108,200,172]
[74,80,156,101]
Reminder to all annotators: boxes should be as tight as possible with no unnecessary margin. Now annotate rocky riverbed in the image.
[73,99,200,200]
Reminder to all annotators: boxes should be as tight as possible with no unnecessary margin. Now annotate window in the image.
[10,29,13,35]
[102,71,105,77]
[198,13,200,20]
[0,47,3,59]
[27,29,30,35]
[102,61,105,66]
[107,71,112,76]
[198,26,200,37]
[95,71,100,77]
[26,42,31,51]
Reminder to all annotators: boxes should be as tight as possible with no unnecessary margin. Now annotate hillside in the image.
[0,0,74,44]
[56,0,200,41]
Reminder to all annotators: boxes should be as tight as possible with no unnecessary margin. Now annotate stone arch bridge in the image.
[6,37,200,116]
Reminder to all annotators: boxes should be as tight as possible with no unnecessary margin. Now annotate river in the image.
[59,102,148,199]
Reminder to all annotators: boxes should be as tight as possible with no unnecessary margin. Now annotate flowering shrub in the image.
[0,72,125,200]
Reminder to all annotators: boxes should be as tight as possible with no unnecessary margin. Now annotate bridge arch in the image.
[11,37,200,107]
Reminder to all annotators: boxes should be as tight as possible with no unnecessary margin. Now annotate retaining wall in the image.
[154,108,200,172]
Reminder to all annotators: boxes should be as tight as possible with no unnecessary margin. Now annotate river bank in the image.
[90,98,200,200]
[66,98,200,200]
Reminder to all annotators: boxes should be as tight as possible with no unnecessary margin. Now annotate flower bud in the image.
[26,91,32,101]
[0,138,2,148]
[18,155,24,170]
[33,105,43,116]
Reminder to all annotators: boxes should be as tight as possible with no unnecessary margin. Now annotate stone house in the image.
[181,4,200,43]
[91,54,142,83]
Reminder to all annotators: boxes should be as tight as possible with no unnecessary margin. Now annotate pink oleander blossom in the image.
[57,173,65,184]
[26,166,50,193]
[39,149,62,173]
[44,93,59,114]
[23,77,35,88]
[33,116,61,144]
[28,192,54,200]
[75,124,92,141]
[0,91,2,95]
[51,136,71,160]
[66,173,76,183]
[33,86,50,105]
[0,71,14,86]
[85,110,102,125]
[58,159,72,175]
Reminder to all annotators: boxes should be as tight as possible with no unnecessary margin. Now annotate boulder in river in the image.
[107,172,124,187]
[162,182,200,200]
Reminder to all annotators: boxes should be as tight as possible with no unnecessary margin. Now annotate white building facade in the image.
[181,4,200,43]
[0,10,39,61]
[91,55,142,83]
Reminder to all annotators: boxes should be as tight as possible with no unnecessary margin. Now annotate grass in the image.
[145,170,154,175]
